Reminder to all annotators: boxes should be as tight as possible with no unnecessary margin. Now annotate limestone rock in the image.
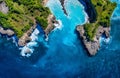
[0,27,14,36]
[76,25,110,56]
[0,1,9,14]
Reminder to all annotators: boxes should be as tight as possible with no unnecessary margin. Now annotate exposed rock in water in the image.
[59,0,68,16]
[24,48,31,54]
[0,27,14,36]
[76,25,110,56]
[0,1,9,14]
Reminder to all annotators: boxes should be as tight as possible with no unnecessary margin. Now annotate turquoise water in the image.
[0,0,120,78]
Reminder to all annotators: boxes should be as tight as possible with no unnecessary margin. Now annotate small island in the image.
[0,0,58,46]
[77,0,116,56]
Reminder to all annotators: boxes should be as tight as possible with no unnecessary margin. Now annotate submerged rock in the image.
[76,25,110,56]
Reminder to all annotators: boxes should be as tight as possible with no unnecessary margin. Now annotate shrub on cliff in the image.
[0,0,51,37]
[36,17,48,29]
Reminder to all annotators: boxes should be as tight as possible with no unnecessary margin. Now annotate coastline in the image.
[18,0,58,47]
[76,25,110,56]
[77,0,115,56]
[0,0,58,55]
[19,0,59,56]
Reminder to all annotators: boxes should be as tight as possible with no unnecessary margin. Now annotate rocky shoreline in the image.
[76,0,113,56]
[42,0,48,5]
[59,0,68,16]
[0,26,14,37]
[76,25,110,56]
[0,1,58,47]
[18,0,58,47]
[45,14,59,36]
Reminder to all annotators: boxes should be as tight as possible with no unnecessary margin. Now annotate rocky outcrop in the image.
[18,23,36,46]
[76,25,110,56]
[18,3,58,46]
[78,0,97,22]
[0,1,58,47]
[0,26,14,36]
[45,14,59,35]
[59,0,68,15]
[0,1,8,14]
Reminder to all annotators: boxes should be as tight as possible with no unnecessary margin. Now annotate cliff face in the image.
[77,0,116,56]
[0,1,58,47]
[78,0,97,22]
[76,25,110,56]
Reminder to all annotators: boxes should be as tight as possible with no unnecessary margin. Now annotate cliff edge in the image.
[0,0,58,47]
[77,0,116,56]
[76,25,110,56]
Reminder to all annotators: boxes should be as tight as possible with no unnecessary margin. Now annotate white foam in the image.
[20,46,33,57]
[44,20,62,42]
[20,28,40,57]
[104,38,111,43]
[45,35,49,41]
[54,19,63,30]
[26,42,38,48]
[30,28,40,41]
[12,36,18,46]
[99,36,112,45]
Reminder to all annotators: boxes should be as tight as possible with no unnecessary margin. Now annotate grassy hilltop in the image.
[84,0,116,41]
[0,0,51,37]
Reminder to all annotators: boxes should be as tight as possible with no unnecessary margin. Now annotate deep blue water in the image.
[0,0,120,78]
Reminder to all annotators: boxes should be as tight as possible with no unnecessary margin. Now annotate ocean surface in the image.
[0,0,120,78]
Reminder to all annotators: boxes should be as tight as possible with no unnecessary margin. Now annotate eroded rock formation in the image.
[76,25,110,56]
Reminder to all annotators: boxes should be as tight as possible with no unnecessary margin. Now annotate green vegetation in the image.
[84,0,116,41]
[0,0,51,37]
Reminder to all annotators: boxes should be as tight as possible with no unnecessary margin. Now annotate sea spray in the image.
[99,35,112,48]
[20,25,43,57]
[45,19,62,41]
[12,35,18,47]
[53,20,63,30]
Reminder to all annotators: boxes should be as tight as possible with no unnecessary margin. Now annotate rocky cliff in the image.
[76,25,110,56]
[0,1,58,47]
[76,0,116,56]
